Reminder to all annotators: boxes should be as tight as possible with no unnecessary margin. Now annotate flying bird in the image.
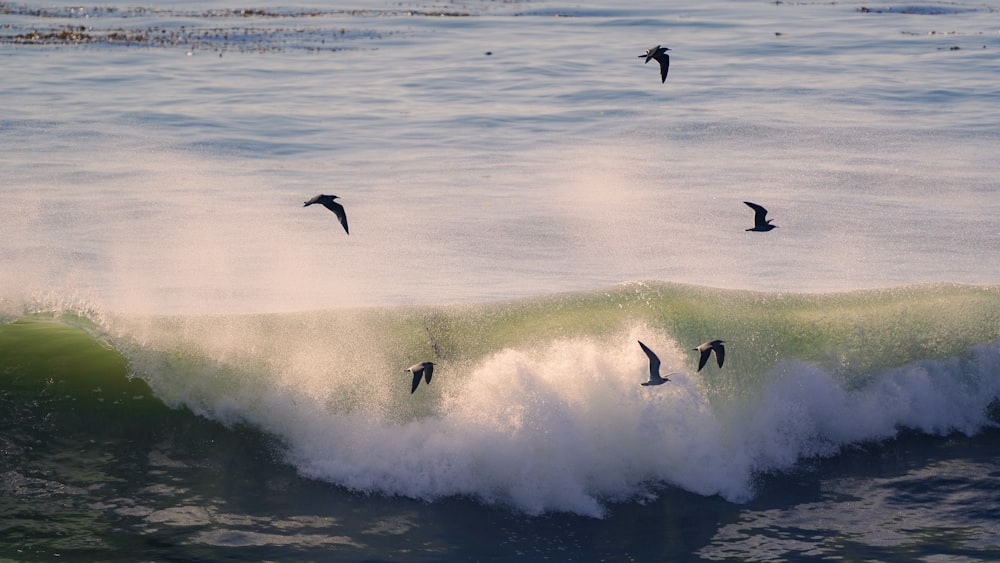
[639,45,671,83]
[638,340,675,386]
[744,201,777,232]
[405,361,434,394]
[304,194,349,234]
[693,340,725,371]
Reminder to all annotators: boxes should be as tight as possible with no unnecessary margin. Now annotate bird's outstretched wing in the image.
[638,340,661,378]
[322,200,349,234]
[744,201,769,227]
[655,53,670,83]
[697,348,712,371]
[714,343,725,368]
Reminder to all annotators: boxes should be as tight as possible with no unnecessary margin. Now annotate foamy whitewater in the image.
[95,284,1000,520]
[2,0,1000,560]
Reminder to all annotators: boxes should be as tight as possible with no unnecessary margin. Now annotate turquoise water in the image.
[3,0,1000,560]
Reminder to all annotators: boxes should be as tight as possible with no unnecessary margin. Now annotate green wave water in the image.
[108,281,1000,378]
[4,282,1000,517]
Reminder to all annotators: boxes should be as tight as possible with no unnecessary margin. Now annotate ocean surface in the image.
[2,0,1000,560]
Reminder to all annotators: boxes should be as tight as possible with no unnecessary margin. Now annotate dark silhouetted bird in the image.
[406,361,434,394]
[639,45,671,83]
[304,194,349,234]
[693,340,725,371]
[744,201,777,232]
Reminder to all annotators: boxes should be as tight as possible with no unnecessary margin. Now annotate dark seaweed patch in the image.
[858,5,982,15]
[2,24,383,52]
[0,4,473,19]
[0,3,475,52]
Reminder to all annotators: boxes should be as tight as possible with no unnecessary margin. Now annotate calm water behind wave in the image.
[4,0,999,313]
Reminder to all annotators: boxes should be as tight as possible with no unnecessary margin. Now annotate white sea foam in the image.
[111,312,1000,517]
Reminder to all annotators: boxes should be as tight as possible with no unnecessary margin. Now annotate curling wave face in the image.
[6,282,989,516]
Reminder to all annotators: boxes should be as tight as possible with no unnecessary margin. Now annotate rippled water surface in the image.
[4,0,999,312]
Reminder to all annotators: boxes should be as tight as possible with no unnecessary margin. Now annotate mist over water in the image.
[4,121,998,315]
[3,0,999,315]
